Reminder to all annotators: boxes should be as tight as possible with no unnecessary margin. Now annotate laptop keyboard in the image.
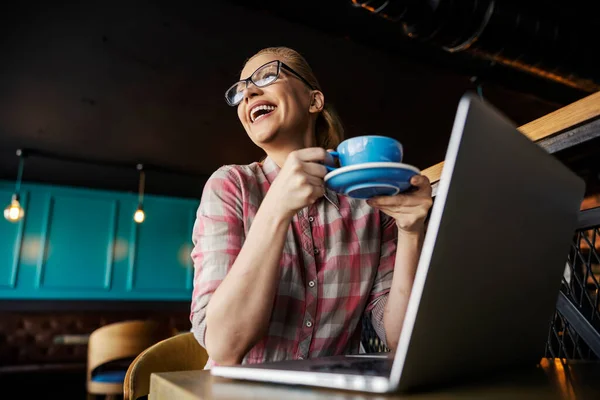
[309,359,392,376]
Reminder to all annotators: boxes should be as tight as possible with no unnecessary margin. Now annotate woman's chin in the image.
[250,125,279,145]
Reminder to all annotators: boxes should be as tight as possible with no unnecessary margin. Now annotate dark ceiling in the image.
[0,0,597,199]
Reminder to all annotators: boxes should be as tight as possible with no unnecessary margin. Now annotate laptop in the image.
[210,93,586,393]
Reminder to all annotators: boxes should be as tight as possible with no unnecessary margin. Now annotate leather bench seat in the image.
[0,307,191,368]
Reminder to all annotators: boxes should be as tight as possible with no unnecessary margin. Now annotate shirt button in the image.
[306,320,313,328]
[308,216,314,223]
[313,248,319,255]
[308,281,315,288]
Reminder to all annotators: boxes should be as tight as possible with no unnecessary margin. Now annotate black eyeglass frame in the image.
[225,60,316,106]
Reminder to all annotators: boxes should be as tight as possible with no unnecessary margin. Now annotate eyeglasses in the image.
[225,60,315,106]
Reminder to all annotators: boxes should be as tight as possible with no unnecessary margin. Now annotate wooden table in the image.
[149,359,600,400]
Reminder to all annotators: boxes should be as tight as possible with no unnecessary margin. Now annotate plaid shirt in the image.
[190,157,397,367]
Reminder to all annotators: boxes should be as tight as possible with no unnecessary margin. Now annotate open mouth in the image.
[250,103,277,123]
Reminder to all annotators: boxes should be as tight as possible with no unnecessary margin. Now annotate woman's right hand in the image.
[266,147,330,220]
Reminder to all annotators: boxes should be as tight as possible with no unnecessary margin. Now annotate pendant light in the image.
[133,163,145,223]
[4,149,26,223]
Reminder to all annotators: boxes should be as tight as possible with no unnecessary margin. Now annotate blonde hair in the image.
[246,47,344,149]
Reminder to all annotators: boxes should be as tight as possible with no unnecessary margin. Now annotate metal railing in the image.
[362,314,389,353]
[546,207,600,360]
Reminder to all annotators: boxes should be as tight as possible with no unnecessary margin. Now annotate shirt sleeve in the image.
[365,212,397,347]
[190,166,245,349]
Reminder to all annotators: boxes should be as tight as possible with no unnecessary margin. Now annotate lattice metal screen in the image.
[361,314,389,353]
[546,225,600,360]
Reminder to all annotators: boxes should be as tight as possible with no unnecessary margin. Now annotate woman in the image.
[190,47,432,367]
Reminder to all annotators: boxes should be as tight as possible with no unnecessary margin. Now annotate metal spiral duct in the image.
[351,0,600,93]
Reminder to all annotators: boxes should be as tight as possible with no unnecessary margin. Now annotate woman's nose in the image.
[243,83,263,103]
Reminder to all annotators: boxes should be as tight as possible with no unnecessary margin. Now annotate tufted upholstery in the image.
[0,309,191,368]
[0,306,387,370]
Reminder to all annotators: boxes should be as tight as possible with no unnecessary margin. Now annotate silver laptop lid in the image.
[389,93,585,391]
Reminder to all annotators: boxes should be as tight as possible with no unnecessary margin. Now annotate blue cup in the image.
[326,135,403,172]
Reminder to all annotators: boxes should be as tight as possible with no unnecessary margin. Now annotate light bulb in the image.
[134,208,145,223]
[4,196,24,222]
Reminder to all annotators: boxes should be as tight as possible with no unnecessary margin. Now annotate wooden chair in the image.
[123,332,208,400]
[87,320,174,399]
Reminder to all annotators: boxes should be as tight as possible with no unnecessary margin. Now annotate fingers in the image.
[293,147,329,162]
[324,150,337,168]
[303,161,328,178]
[410,174,432,194]
[369,195,427,208]
[292,171,324,187]
[302,182,325,204]
[306,174,325,187]
[367,174,432,208]
[311,184,326,200]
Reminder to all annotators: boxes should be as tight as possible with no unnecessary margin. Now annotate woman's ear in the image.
[309,91,325,114]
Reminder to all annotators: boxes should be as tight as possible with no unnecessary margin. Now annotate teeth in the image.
[250,104,276,122]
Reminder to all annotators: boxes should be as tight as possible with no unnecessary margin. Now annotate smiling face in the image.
[236,53,321,149]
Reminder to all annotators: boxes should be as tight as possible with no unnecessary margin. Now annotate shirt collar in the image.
[261,156,340,211]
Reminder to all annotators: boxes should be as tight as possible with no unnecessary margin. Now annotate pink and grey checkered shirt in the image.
[190,156,397,367]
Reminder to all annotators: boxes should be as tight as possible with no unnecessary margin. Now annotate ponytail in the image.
[315,103,344,150]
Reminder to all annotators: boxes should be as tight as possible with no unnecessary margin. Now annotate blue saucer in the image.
[324,162,420,200]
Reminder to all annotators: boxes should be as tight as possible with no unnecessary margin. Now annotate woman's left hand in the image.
[367,175,433,234]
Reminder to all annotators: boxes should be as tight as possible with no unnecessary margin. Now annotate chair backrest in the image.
[124,332,208,400]
[87,319,175,384]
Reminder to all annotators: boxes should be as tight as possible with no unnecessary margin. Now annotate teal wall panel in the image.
[127,197,195,292]
[36,194,118,291]
[0,181,200,300]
